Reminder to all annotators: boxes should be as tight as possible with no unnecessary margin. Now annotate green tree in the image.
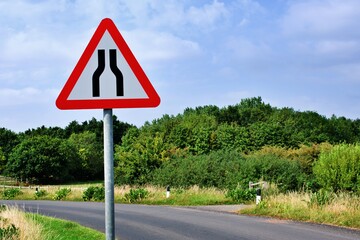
[23,126,66,139]
[6,136,76,184]
[0,147,6,173]
[0,128,19,160]
[215,123,250,152]
[68,131,103,180]
[65,120,83,137]
[114,129,173,185]
[328,115,358,143]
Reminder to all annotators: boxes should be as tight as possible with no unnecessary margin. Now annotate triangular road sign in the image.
[56,18,160,110]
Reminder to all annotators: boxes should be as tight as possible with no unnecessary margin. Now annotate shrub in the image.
[313,144,360,192]
[241,154,306,192]
[226,187,256,203]
[34,189,47,199]
[0,223,19,239]
[124,188,149,203]
[82,186,105,201]
[0,205,20,239]
[151,150,246,189]
[53,188,71,200]
[151,150,306,191]
[2,188,22,200]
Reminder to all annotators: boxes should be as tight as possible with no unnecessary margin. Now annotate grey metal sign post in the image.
[56,18,160,240]
[104,109,114,240]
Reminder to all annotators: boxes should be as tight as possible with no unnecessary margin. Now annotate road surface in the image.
[1,200,359,240]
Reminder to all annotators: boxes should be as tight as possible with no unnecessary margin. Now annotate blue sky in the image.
[1,0,360,132]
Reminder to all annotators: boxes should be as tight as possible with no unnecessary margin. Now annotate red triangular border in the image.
[56,18,160,110]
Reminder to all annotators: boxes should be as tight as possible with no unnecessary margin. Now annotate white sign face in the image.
[68,31,147,100]
[56,18,160,110]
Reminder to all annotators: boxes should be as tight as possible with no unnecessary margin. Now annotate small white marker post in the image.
[256,188,261,205]
[104,109,114,240]
[166,186,170,198]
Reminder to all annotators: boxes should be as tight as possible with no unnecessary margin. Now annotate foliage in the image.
[151,150,306,191]
[0,147,6,174]
[54,188,71,200]
[0,128,19,173]
[2,97,360,189]
[82,186,105,201]
[0,223,19,239]
[226,187,256,203]
[114,128,177,185]
[2,188,22,200]
[67,131,103,180]
[253,143,333,174]
[123,188,149,203]
[313,144,360,192]
[64,116,133,145]
[34,190,47,199]
[6,135,77,184]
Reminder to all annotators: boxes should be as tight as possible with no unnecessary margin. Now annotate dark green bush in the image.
[2,188,22,200]
[151,150,245,189]
[241,154,306,191]
[124,188,149,203]
[151,150,306,191]
[82,186,105,201]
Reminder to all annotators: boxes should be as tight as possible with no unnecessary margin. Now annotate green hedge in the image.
[151,150,306,191]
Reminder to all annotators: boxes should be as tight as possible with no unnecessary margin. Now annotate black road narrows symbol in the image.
[92,49,124,97]
[109,49,124,97]
[92,49,105,97]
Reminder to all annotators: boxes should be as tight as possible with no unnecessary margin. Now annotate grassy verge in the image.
[140,186,231,206]
[240,191,360,229]
[31,214,105,240]
[0,205,105,240]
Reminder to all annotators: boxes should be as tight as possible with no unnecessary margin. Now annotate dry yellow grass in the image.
[0,207,44,240]
[241,191,360,229]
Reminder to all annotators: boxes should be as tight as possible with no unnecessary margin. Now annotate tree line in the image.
[1,97,359,191]
[0,116,133,183]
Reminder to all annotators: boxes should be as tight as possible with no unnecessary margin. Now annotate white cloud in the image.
[279,0,360,69]
[0,87,57,107]
[120,0,229,31]
[282,0,360,39]
[187,0,229,27]
[123,30,201,62]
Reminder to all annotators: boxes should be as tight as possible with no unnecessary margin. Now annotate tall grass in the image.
[0,206,105,240]
[1,184,231,205]
[0,206,44,240]
[241,191,360,229]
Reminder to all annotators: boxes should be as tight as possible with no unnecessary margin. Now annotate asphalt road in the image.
[1,200,359,240]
